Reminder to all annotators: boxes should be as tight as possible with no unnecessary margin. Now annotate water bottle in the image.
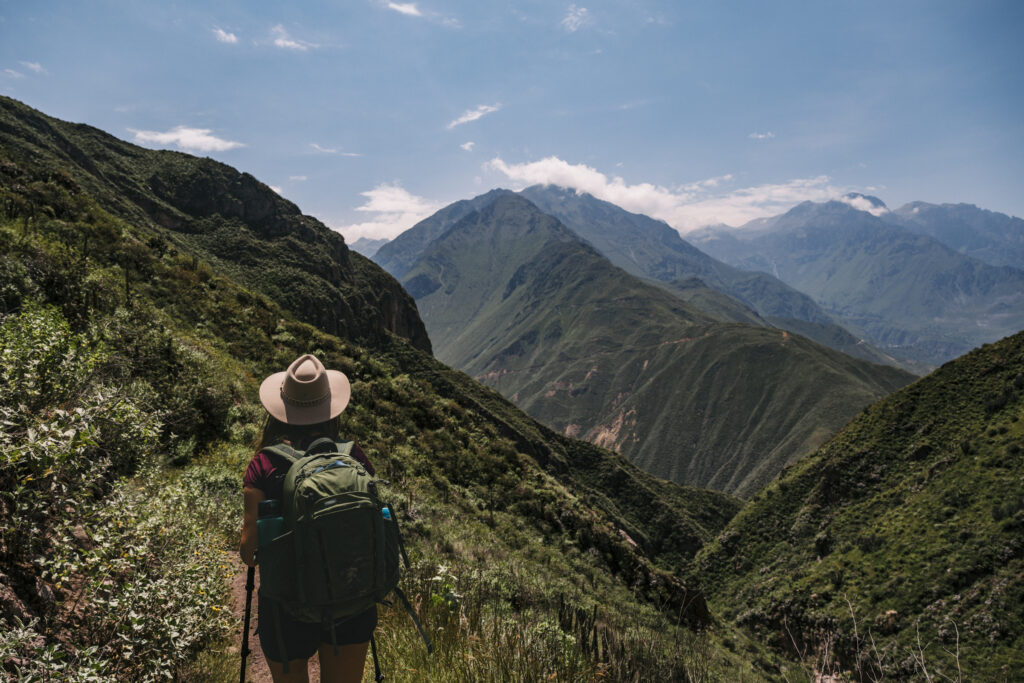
[381,506,392,520]
[257,499,284,547]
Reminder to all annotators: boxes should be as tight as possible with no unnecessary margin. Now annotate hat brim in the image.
[259,369,351,425]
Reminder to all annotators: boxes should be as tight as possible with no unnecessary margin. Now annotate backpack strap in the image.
[261,442,302,464]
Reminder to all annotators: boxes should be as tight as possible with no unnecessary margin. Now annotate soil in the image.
[230,561,322,682]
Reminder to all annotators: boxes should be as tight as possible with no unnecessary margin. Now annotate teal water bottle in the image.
[381,506,392,520]
[257,499,284,548]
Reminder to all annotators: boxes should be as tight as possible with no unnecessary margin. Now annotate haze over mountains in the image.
[378,190,914,496]
[692,195,1024,367]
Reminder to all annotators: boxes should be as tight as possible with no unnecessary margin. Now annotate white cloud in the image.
[270,185,283,195]
[271,24,316,51]
[4,69,24,79]
[335,183,443,240]
[460,141,475,152]
[289,175,308,181]
[446,104,501,130]
[19,61,46,74]
[387,2,422,16]
[839,194,889,216]
[487,155,846,231]
[310,142,361,156]
[213,28,238,44]
[129,126,245,153]
[562,5,590,32]
[748,131,775,140]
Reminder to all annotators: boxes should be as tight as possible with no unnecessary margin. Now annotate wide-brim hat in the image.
[259,354,351,425]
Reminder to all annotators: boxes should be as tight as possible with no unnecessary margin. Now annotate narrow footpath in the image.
[230,562,322,682]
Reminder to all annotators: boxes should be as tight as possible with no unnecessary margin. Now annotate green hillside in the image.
[697,331,1024,679]
[519,185,903,369]
[0,97,771,680]
[693,199,1024,367]
[0,95,430,354]
[403,193,914,496]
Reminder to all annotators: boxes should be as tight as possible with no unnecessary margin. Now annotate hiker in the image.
[240,354,377,683]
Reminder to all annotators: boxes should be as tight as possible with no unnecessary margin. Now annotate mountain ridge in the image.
[400,191,914,496]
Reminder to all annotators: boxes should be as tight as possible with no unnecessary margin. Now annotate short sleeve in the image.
[243,451,272,491]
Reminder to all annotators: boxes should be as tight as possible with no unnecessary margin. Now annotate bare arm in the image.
[240,485,265,567]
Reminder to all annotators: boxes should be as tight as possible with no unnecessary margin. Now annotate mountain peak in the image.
[838,192,889,216]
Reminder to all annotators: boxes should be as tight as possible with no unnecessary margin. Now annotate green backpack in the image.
[257,437,431,667]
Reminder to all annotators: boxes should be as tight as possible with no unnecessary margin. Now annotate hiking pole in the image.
[240,565,255,683]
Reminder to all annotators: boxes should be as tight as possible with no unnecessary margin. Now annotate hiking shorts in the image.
[257,594,377,663]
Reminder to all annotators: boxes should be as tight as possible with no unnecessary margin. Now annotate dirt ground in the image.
[230,562,322,682]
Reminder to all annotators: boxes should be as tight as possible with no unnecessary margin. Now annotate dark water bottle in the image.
[257,499,284,548]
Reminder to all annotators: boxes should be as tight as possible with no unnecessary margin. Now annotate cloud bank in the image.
[447,104,501,130]
[336,183,443,240]
[487,156,846,231]
[129,126,244,153]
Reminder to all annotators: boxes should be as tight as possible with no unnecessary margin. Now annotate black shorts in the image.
[257,594,377,663]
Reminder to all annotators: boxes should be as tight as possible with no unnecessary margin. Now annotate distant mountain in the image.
[402,192,913,495]
[374,188,512,279]
[691,198,1024,367]
[697,328,1024,678]
[348,236,389,257]
[518,185,902,369]
[892,201,1024,269]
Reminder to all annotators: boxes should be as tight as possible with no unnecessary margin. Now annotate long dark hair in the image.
[257,415,341,451]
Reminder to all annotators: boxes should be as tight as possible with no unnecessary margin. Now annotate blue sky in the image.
[2,0,1022,240]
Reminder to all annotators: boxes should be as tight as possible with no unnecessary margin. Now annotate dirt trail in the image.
[230,561,322,682]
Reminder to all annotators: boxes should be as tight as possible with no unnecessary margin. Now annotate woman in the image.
[240,353,377,682]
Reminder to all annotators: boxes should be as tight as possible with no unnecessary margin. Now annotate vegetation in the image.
[0,96,774,680]
[697,329,1024,679]
[398,193,913,496]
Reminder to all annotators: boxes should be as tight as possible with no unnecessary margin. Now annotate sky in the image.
[2,1,1022,241]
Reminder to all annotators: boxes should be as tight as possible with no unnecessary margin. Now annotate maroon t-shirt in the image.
[243,442,375,502]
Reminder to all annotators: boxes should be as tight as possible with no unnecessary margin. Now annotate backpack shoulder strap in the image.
[261,442,304,465]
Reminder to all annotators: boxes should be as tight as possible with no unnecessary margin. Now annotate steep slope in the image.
[0,98,765,679]
[697,331,1024,679]
[519,185,901,368]
[403,193,913,496]
[374,188,513,280]
[892,201,1024,269]
[0,95,430,353]
[692,198,1024,367]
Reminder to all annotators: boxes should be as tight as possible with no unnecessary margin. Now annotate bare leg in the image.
[318,641,370,683]
[267,657,310,683]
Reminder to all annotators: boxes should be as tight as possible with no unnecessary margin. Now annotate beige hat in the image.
[259,354,351,425]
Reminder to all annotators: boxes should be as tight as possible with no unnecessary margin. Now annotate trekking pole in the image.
[240,566,255,683]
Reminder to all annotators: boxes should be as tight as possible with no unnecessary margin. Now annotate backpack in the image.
[256,437,432,670]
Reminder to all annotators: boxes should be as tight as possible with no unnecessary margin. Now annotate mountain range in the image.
[381,190,914,496]
[891,200,1024,269]
[0,95,760,678]
[691,195,1024,367]
[4,94,1023,679]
